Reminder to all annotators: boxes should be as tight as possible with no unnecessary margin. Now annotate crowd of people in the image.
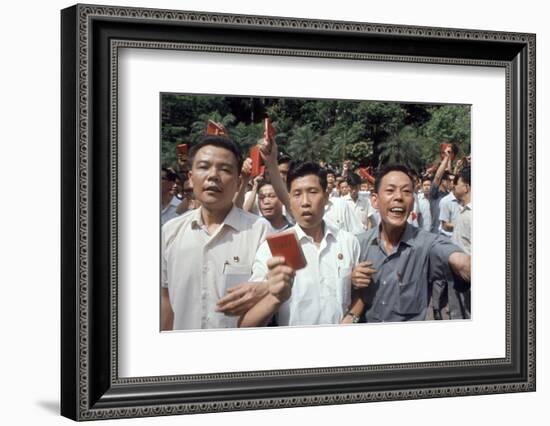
[160,131,472,330]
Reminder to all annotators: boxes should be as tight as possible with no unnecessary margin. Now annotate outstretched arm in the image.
[449,251,471,282]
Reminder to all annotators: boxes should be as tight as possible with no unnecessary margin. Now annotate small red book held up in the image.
[266,229,307,271]
[206,119,227,136]
[249,145,264,177]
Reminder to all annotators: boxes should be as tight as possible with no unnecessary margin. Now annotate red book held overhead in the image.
[206,119,227,136]
[266,229,307,271]
[249,145,264,178]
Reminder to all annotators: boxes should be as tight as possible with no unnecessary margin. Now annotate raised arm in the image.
[259,138,291,213]
[233,157,253,208]
[433,148,451,188]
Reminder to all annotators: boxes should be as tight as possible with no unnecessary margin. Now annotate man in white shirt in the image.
[239,162,364,327]
[450,167,472,319]
[342,172,374,231]
[417,176,432,232]
[160,167,182,225]
[438,185,462,238]
[161,136,271,330]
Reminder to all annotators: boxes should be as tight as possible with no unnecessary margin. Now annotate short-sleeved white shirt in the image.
[324,197,364,235]
[438,192,462,237]
[250,222,360,326]
[452,203,472,255]
[161,205,271,330]
[342,193,373,230]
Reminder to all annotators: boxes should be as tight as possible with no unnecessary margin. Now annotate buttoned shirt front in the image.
[324,197,364,235]
[161,205,271,330]
[343,193,373,230]
[250,222,360,326]
[452,203,472,255]
[357,223,462,322]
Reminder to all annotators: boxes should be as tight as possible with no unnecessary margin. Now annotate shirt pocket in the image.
[394,280,423,316]
[222,263,252,293]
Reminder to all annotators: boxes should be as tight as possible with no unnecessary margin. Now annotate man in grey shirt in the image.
[352,164,470,322]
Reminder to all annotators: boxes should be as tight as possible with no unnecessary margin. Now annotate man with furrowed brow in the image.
[351,164,471,322]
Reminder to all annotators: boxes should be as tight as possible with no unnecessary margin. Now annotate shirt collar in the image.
[373,222,416,248]
[294,220,336,243]
[191,205,245,231]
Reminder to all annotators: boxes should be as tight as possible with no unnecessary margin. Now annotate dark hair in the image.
[277,153,292,165]
[441,170,452,181]
[458,167,471,186]
[346,172,362,187]
[421,175,432,184]
[373,164,414,193]
[188,136,242,170]
[161,166,177,182]
[257,178,272,193]
[286,161,328,192]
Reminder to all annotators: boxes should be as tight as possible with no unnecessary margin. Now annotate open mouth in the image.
[388,207,406,217]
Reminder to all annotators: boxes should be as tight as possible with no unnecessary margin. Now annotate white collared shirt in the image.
[452,202,472,255]
[324,197,364,235]
[342,193,373,230]
[161,195,181,225]
[250,222,360,326]
[161,205,271,330]
[438,192,462,237]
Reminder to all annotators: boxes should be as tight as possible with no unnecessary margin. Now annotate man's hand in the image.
[266,256,294,303]
[259,137,279,168]
[351,261,376,288]
[241,157,253,179]
[216,282,268,316]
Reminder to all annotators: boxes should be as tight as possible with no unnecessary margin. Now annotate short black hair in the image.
[286,161,328,192]
[373,164,414,193]
[441,170,452,181]
[458,167,471,186]
[421,175,432,184]
[278,153,292,165]
[257,178,272,193]
[346,172,362,187]
[161,166,177,182]
[188,135,242,170]
[325,168,335,176]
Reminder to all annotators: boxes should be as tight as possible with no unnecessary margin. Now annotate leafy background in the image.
[161,94,471,173]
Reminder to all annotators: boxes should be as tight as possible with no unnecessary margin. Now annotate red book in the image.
[206,120,227,136]
[264,117,276,142]
[176,143,187,156]
[266,230,307,271]
[249,145,264,178]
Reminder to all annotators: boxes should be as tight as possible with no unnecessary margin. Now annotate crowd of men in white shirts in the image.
[160,135,472,330]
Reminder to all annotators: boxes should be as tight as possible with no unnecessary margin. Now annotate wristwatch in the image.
[346,312,361,323]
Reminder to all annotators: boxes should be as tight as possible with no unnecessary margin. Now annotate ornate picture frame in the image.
[61,4,535,421]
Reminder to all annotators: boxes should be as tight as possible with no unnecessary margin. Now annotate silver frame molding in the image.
[61,3,536,421]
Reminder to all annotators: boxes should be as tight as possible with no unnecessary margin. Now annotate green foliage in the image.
[423,105,471,162]
[160,94,471,171]
[378,126,426,173]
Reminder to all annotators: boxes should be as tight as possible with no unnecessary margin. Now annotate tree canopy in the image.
[161,94,471,173]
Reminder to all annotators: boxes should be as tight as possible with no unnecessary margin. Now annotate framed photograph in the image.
[61,3,535,421]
